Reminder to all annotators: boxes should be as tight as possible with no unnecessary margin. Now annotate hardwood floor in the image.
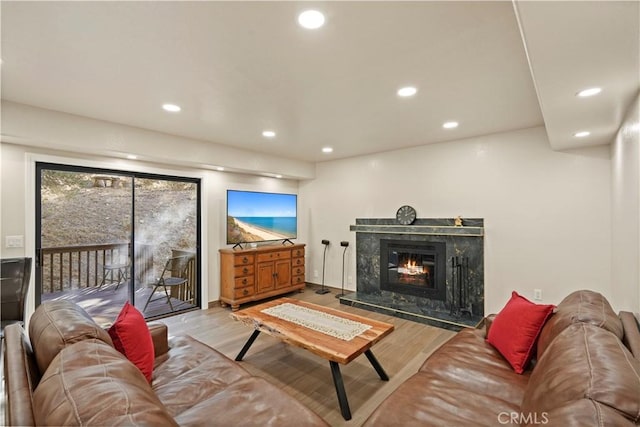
[160,285,456,426]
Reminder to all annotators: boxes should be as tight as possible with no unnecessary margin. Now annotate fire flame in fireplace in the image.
[400,259,423,275]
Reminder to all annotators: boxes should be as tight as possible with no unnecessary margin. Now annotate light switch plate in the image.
[6,235,24,248]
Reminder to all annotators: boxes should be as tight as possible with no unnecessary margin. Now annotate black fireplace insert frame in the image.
[379,239,447,301]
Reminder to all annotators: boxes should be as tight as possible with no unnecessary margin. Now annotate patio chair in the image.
[98,247,130,290]
[1,257,32,340]
[142,255,191,312]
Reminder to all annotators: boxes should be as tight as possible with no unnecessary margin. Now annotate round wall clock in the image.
[396,205,417,225]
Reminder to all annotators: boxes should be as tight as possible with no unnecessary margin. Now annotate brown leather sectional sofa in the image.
[5,291,639,426]
[364,290,640,426]
[3,300,328,426]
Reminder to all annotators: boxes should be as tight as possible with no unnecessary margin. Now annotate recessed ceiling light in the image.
[443,121,459,129]
[262,130,276,138]
[216,167,225,172]
[576,87,602,97]
[298,10,325,29]
[574,131,591,138]
[397,86,417,97]
[162,103,181,112]
[275,174,283,179]
[126,154,138,160]
[322,147,333,153]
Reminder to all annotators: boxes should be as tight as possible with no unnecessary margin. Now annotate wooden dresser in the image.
[219,243,305,311]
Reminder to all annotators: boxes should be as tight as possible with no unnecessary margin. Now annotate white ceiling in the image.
[514,1,639,151]
[1,1,638,163]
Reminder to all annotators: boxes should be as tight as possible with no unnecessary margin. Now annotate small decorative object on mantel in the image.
[396,205,417,225]
[454,216,463,227]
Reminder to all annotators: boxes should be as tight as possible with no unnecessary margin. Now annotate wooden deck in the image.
[41,281,198,326]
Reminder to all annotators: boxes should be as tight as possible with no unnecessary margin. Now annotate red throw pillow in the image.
[108,301,154,383]
[486,291,555,374]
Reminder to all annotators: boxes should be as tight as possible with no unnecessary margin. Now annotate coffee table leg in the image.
[235,330,261,361]
[329,361,352,421]
[364,349,389,381]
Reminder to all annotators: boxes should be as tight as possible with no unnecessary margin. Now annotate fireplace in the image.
[380,239,446,301]
[345,218,484,330]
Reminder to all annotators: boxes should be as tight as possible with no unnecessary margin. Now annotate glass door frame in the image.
[35,162,202,318]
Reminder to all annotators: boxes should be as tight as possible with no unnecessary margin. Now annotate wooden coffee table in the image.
[230,297,394,421]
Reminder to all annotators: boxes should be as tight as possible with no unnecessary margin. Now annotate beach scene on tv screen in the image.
[227,191,297,244]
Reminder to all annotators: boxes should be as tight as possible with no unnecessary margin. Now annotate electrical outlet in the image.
[313,270,319,278]
[6,235,24,248]
[533,289,542,301]
[348,275,353,284]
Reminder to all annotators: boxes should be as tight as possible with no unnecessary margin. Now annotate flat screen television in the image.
[226,190,297,245]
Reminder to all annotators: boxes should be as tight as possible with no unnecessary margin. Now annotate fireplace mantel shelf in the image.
[349,224,484,237]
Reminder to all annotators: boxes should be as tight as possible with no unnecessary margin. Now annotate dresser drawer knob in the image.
[242,278,247,285]
[242,257,249,264]
[243,289,249,295]
[243,267,248,274]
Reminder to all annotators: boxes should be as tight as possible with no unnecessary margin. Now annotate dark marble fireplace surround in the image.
[340,218,484,330]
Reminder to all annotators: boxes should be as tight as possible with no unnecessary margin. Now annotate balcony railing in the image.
[40,243,154,293]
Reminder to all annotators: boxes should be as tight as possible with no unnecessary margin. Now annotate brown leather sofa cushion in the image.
[152,335,252,416]
[28,299,113,374]
[522,323,640,422]
[522,399,636,427]
[419,328,530,407]
[363,329,530,426]
[153,335,327,425]
[363,370,523,427]
[537,290,623,358]
[33,339,177,426]
[175,376,330,426]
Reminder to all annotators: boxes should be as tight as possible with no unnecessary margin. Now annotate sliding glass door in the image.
[36,163,201,324]
[133,177,199,316]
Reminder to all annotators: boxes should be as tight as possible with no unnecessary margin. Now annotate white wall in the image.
[611,93,640,313]
[3,100,635,317]
[0,142,298,319]
[299,126,613,313]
